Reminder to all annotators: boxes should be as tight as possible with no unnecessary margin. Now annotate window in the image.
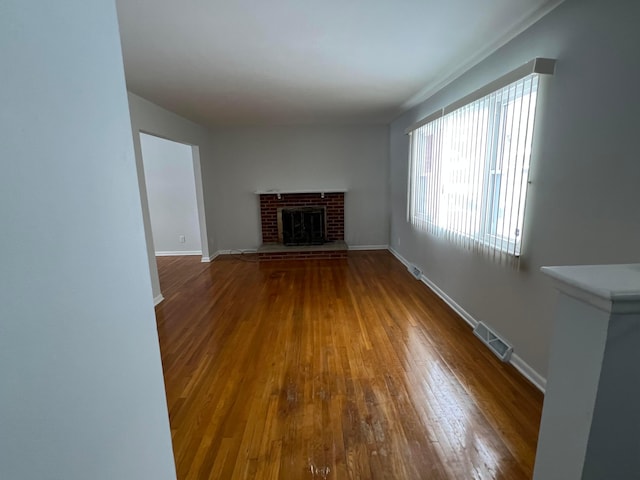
[407,59,555,265]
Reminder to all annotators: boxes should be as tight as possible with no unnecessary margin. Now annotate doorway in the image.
[137,132,211,305]
[140,133,203,257]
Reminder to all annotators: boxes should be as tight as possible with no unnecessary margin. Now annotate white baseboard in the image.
[388,246,409,266]
[388,246,546,393]
[390,247,478,328]
[155,250,202,256]
[348,244,389,251]
[421,271,479,329]
[202,251,222,262]
[510,354,547,392]
[153,294,164,306]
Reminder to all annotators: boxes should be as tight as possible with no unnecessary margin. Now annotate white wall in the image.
[389,0,640,381]
[140,133,202,254]
[129,98,390,293]
[0,1,175,479]
[209,125,390,250]
[128,93,214,300]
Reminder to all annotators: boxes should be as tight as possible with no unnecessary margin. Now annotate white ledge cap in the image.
[255,189,347,195]
[541,264,640,314]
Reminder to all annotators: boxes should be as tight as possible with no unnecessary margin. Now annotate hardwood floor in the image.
[155,251,542,479]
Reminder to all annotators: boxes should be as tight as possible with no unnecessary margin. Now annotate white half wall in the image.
[140,133,202,254]
[0,1,175,478]
[389,0,640,380]
[127,93,214,299]
[209,125,390,250]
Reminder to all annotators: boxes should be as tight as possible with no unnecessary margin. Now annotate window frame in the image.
[405,58,555,261]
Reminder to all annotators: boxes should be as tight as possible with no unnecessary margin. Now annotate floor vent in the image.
[408,264,422,279]
[473,322,513,362]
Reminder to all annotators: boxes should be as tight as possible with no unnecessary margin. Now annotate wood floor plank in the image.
[155,251,542,479]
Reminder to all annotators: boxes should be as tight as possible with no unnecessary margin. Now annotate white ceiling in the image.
[116,0,561,127]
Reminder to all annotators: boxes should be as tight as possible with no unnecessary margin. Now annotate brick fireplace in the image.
[257,191,347,260]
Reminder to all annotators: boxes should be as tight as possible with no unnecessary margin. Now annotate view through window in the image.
[408,74,540,261]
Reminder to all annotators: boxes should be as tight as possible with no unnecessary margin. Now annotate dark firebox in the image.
[281,207,326,246]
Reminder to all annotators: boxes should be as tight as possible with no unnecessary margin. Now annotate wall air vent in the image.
[408,264,422,279]
[473,322,513,362]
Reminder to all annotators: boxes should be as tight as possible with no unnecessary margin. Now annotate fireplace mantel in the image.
[255,189,347,194]
[255,189,346,200]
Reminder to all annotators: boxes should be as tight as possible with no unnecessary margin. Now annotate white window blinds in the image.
[407,59,555,267]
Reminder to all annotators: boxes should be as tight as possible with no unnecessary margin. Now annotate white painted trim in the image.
[398,0,565,115]
[390,247,481,327]
[191,145,211,261]
[388,247,546,393]
[388,246,408,265]
[202,251,222,262]
[511,353,547,392]
[348,244,389,251]
[419,271,478,329]
[254,189,347,195]
[155,250,202,256]
[153,294,164,306]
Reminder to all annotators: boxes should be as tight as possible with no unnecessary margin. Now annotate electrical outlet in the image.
[179,235,186,243]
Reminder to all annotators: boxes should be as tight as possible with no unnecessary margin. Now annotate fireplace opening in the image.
[280,207,326,246]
